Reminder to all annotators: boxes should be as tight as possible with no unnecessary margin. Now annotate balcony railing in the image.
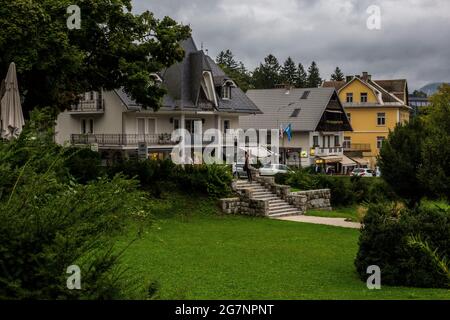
[344,143,371,152]
[71,133,177,146]
[315,147,343,156]
[70,133,237,147]
[71,99,104,113]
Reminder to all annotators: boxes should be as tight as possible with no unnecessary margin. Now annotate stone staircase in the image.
[234,180,302,217]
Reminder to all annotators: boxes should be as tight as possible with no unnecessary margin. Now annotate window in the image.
[313,136,319,147]
[81,119,94,134]
[173,118,180,130]
[334,135,340,147]
[377,112,386,126]
[360,92,368,103]
[377,136,385,149]
[223,120,230,133]
[346,93,353,103]
[147,119,156,134]
[343,136,351,149]
[221,85,231,99]
[347,113,351,123]
[137,118,146,135]
[290,108,301,117]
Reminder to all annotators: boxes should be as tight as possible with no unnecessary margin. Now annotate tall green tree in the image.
[378,117,428,206]
[280,57,297,86]
[0,0,191,115]
[216,50,251,92]
[307,61,322,88]
[252,54,281,89]
[295,63,308,88]
[418,84,450,200]
[331,67,345,81]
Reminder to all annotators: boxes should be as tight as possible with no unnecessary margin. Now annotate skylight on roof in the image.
[290,108,301,117]
[300,91,310,99]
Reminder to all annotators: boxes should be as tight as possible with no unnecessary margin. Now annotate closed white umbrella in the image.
[1,62,25,140]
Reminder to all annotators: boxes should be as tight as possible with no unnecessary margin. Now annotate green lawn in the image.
[116,193,450,300]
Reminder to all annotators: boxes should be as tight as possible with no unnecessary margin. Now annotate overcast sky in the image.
[133,0,450,90]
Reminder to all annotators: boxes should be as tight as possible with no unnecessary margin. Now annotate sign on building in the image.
[138,142,148,161]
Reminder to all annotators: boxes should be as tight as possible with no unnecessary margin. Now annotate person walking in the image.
[244,151,252,183]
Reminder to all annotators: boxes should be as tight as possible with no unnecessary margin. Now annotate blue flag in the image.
[284,124,292,142]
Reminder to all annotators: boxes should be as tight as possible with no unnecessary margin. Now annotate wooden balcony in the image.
[344,143,371,152]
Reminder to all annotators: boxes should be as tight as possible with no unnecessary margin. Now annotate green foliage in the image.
[108,160,232,199]
[0,109,150,299]
[330,67,345,81]
[216,50,252,92]
[280,57,297,86]
[418,84,450,200]
[108,159,177,197]
[0,0,191,114]
[63,147,104,184]
[295,63,308,88]
[279,169,396,207]
[252,54,281,89]
[307,61,322,88]
[378,117,427,206]
[173,164,233,199]
[355,203,450,288]
[379,85,450,205]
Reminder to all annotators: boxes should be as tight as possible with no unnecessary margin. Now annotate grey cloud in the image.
[133,0,450,89]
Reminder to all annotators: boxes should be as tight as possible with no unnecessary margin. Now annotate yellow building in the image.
[323,72,411,169]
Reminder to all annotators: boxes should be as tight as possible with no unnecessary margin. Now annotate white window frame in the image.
[377,112,386,126]
[136,117,157,134]
[377,136,385,149]
[346,93,353,103]
[81,118,94,134]
[221,86,231,100]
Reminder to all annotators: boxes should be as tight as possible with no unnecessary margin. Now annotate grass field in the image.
[116,193,450,300]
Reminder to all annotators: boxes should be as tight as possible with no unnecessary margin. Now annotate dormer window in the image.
[222,85,231,100]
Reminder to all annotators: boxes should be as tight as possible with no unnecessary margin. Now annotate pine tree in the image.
[252,54,281,89]
[280,57,297,86]
[295,63,308,88]
[216,49,239,71]
[216,50,251,91]
[331,67,345,81]
[307,61,322,88]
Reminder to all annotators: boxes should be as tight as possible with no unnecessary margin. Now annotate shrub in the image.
[0,110,149,299]
[174,164,233,199]
[355,203,450,288]
[64,147,104,184]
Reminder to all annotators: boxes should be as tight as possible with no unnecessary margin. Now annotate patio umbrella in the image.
[1,62,25,140]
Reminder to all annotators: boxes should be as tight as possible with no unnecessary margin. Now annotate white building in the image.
[55,38,261,162]
[239,87,354,172]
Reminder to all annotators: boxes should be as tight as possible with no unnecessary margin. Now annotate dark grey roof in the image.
[240,87,339,131]
[115,37,261,114]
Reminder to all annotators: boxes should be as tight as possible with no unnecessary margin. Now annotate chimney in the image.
[362,72,371,81]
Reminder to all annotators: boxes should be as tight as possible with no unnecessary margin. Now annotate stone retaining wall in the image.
[291,189,332,211]
[219,197,269,216]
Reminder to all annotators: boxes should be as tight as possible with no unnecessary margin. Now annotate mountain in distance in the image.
[418,82,450,96]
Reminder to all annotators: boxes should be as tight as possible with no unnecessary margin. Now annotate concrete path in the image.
[273,215,361,229]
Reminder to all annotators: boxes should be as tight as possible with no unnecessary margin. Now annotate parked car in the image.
[232,163,248,178]
[351,168,374,177]
[259,164,291,176]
